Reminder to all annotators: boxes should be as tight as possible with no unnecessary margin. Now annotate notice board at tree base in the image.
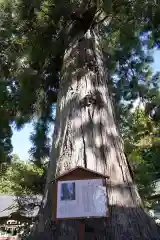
[56,178,107,219]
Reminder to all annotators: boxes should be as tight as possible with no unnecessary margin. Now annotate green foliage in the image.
[120,107,160,201]
[0,154,46,195]
[0,154,46,220]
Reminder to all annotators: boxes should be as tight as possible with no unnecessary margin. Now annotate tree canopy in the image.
[0,154,46,195]
[0,154,46,215]
[120,107,160,204]
[0,0,159,179]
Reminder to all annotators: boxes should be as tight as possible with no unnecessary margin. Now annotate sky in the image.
[11,51,160,160]
[152,50,160,72]
[12,123,34,160]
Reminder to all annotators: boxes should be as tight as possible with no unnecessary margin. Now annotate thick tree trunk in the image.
[35,28,159,239]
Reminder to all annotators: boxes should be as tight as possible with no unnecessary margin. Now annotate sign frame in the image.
[52,166,109,221]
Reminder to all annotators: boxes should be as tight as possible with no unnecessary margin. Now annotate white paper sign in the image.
[56,179,107,219]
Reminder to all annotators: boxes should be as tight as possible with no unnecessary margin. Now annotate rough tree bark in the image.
[34,27,160,240]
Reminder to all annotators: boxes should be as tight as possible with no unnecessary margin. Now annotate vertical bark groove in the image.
[81,123,87,168]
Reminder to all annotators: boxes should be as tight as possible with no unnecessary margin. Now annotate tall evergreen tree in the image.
[0,0,160,239]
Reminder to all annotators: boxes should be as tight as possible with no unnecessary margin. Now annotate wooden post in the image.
[78,220,85,240]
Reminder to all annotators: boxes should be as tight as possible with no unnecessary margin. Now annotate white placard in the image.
[56,179,107,219]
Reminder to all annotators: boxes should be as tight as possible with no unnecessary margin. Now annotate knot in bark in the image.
[80,91,104,109]
[80,94,96,107]
[86,60,99,72]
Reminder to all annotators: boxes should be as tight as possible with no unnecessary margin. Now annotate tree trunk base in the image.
[33,206,159,240]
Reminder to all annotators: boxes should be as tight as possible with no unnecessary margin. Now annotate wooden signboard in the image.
[52,166,109,221]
